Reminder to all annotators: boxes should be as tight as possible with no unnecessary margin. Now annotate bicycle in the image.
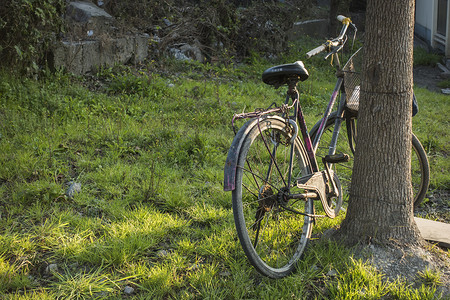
[309,93,430,208]
[307,33,429,209]
[223,15,430,278]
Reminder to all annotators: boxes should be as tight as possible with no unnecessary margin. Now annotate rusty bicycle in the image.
[223,15,429,278]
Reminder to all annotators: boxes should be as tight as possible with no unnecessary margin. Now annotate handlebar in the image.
[306,44,327,58]
[306,15,356,59]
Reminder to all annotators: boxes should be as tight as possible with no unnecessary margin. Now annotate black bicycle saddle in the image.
[262,61,309,87]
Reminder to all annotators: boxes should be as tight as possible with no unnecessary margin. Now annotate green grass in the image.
[0,42,448,298]
[414,47,443,66]
[412,87,450,191]
[437,79,450,89]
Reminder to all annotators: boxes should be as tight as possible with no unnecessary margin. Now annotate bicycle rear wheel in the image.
[232,116,314,278]
[310,111,430,208]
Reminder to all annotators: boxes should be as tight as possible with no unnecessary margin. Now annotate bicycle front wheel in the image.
[310,112,355,204]
[232,116,314,278]
[310,111,430,208]
[411,135,430,208]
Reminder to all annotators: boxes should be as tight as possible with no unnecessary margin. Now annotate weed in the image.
[414,47,442,66]
[328,257,390,298]
[389,281,440,300]
[417,268,443,287]
[50,265,120,299]
[0,255,33,293]
[437,79,450,88]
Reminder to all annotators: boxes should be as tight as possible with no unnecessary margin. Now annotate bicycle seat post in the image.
[287,79,299,103]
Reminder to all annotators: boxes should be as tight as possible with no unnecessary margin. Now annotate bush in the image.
[0,0,65,73]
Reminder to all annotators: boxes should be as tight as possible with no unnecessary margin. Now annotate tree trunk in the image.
[337,0,424,246]
[328,0,340,36]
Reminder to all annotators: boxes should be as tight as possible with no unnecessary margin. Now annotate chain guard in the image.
[297,170,337,218]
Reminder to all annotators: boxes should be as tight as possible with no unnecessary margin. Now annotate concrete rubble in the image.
[52,1,149,75]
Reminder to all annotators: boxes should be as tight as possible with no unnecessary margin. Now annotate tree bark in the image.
[328,0,340,36]
[337,0,424,246]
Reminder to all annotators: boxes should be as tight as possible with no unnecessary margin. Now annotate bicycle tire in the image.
[310,111,430,209]
[231,116,314,278]
[411,134,430,208]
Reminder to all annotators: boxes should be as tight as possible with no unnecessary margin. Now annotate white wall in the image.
[415,0,434,42]
[416,0,434,30]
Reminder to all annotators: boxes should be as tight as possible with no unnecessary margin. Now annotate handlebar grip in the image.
[337,15,351,25]
[306,44,326,58]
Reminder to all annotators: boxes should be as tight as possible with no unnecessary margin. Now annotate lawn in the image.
[0,46,448,298]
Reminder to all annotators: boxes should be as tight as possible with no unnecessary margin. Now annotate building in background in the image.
[415,0,450,57]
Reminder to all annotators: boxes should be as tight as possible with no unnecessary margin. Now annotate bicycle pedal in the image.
[323,153,350,163]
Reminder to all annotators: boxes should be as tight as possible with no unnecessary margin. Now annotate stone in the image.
[123,286,135,294]
[179,44,204,62]
[45,263,58,274]
[65,1,114,40]
[169,48,190,61]
[51,1,149,74]
[326,269,338,277]
[157,249,169,258]
[67,1,112,23]
[66,181,81,199]
[169,43,204,62]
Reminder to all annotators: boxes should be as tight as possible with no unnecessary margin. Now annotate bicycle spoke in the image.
[231,117,313,278]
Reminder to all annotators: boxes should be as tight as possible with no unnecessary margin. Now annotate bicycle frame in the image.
[225,15,358,194]
[223,14,428,278]
[288,61,347,177]
[310,47,363,164]
[223,57,348,194]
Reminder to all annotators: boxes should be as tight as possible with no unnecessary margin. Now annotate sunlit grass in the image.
[49,265,121,299]
[0,40,448,298]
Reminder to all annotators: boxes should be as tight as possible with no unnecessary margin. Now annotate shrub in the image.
[0,0,66,73]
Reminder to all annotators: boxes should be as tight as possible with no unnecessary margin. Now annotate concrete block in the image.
[51,1,149,74]
[67,1,113,23]
[65,1,115,40]
[52,34,150,74]
[414,217,450,248]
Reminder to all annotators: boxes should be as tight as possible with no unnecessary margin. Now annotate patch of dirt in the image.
[323,226,450,297]
[354,243,450,298]
[415,190,450,224]
[414,65,445,93]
